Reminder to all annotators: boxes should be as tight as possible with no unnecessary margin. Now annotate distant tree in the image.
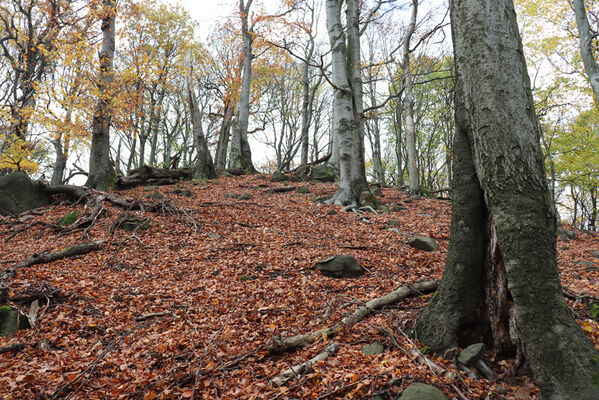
[416,0,599,398]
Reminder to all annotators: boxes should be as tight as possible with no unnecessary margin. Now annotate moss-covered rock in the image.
[409,236,438,252]
[121,216,150,232]
[58,211,81,226]
[399,383,448,400]
[0,172,49,216]
[297,186,309,194]
[0,305,30,337]
[294,165,337,182]
[271,170,289,182]
[315,255,364,278]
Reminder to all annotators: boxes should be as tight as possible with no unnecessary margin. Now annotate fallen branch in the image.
[269,280,439,353]
[136,311,173,321]
[1,242,102,282]
[271,343,339,387]
[0,343,27,354]
[271,186,297,193]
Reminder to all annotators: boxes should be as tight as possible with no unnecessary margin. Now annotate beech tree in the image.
[86,0,117,189]
[573,0,599,101]
[325,0,370,206]
[416,0,599,398]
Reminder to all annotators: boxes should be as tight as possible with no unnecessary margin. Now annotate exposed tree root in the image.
[269,280,439,354]
[271,343,339,387]
[1,242,103,283]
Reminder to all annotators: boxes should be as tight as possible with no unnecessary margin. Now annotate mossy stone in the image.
[0,172,49,216]
[58,211,80,226]
[399,383,448,400]
[0,305,30,337]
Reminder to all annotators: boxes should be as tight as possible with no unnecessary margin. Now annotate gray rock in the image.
[0,305,30,337]
[362,342,385,355]
[409,236,438,252]
[458,343,485,366]
[294,164,337,182]
[379,206,390,214]
[315,255,364,278]
[0,172,49,216]
[270,170,289,182]
[388,220,401,227]
[557,227,576,241]
[592,250,599,258]
[399,383,448,400]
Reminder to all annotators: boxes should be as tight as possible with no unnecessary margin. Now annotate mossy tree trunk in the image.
[416,0,599,398]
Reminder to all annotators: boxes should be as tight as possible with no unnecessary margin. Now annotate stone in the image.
[238,193,252,200]
[0,305,30,337]
[592,251,599,258]
[149,191,164,200]
[0,172,49,216]
[392,205,407,212]
[388,220,401,227]
[270,170,289,182]
[58,211,80,226]
[297,186,309,194]
[315,255,364,278]
[458,343,485,366]
[409,236,438,252]
[379,205,390,214]
[399,383,448,400]
[294,164,337,182]
[557,227,575,241]
[121,216,150,232]
[362,342,385,355]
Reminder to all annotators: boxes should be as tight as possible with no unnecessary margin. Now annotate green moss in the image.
[58,211,80,226]
[591,303,599,321]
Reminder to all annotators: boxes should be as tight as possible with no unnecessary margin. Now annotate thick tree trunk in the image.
[573,0,599,101]
[229,0,256,173]
[325,0,369,206]
[417,1,599,398]
[86,0,116,190]
[185,50,216,179]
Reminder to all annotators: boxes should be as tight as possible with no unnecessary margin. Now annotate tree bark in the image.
[86,0,116,190]
[185,49,216,179]
[417,1,599,398]
[573,0,599,101]
[229,0,257,172]
[325,0,370,206]
[403,0,420,195]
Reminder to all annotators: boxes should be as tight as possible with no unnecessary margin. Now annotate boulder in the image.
[294,164,337,182]
[315,255,364,278]
[271,170,289,182]
[0,305,30,337]
[557,227,575,241]
[409,236,438,252]
[0,172,49,216]
[399,383,448,400]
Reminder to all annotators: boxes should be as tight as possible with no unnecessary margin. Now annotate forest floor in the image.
[1,174,599,400]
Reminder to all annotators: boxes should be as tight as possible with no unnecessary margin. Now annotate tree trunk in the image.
[185,49,217,179]
[86,0,116,190]
[215,104,233,169]
[416,1,599,398]
[403,0,420,195]
[573,0,599,101]
[300,52,312,165]
[325,0,369,206]
[327,96,340,172]
[229,0,257,172]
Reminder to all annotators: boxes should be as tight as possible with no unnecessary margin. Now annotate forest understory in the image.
[1,174,598,400]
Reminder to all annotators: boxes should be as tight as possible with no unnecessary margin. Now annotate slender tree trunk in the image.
[573,0,599,101]
[417,1,599,398]
[215,104,233,169]
[403,0,420,195]
[86,0,116,189]
[51,137,67,185]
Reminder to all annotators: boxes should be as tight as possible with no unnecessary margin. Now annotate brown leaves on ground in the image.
[1,175,597,399]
